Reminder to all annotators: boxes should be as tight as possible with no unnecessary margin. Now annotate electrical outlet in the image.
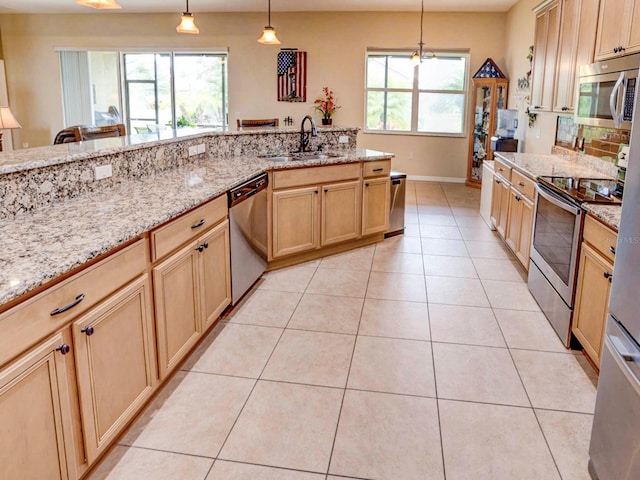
[94,164,113,180]
[196,143,206,154]
[22,142,29,149]
[188,145,198,156]
[339,135,349,144]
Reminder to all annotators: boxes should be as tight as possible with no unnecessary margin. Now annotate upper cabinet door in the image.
[531,1,561,111]
[594,0,640,59]
[626,0,640,54]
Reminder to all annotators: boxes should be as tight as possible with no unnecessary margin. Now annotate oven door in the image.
[530,184,584,306]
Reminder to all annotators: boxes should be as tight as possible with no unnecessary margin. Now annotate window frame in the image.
[364,49,470,138]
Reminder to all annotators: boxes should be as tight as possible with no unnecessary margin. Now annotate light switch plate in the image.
[188,145,198,156]
[618,145,629,168]
[339,135,349,144]
[197,143,205,154]
[94,164,112,180]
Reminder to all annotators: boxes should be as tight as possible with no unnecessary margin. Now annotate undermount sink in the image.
[258,151,343,162]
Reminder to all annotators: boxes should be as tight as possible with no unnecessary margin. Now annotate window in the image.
[365,51,469,135]
[59,49,228,133]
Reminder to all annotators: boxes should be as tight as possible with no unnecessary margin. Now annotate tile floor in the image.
[92,181,598,480]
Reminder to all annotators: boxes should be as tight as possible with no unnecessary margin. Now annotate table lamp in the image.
[0,106,22,152]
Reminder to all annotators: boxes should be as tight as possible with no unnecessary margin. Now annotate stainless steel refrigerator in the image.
[588,81,640,479]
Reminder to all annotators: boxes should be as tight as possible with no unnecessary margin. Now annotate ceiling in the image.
[0,0,520,14]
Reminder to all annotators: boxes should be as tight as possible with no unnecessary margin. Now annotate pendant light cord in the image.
[419,0,424,56]
[186,0,189,13]
[268,0,271,26]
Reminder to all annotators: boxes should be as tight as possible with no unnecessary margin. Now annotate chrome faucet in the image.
[300,115,317,152]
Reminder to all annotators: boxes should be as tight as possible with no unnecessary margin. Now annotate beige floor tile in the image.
[416,197,450,207]
[455,215,491,229]
[90,445,213,480]
[423,255,478,278]
[465,240,514,259]
[372,250,424,274]
[511,350,598,413]
[429,304,505,347]
[330,390,444,480]
[451,206,480,216]
[306,268,370,298]
[482,280,541,310]
[433,343,529,406]
[418,214,457,227]
[494,309,567,352]
[535,409,593,480]
[348,336,435,397]
[288,293,363,334]
[418,205,453,215]
[122,372,254,457]
[186,323,282,378]
[257,265,317,293]
[359,298,430,340]
[219,381,343,473]
[227,289,302,327]
[262,329,355,388]
[366,271,427,302]
[403,223,421,237]
[375,235,423,253]
[439,400,560,480]
[426,276,490,307]
[459,226,502,243]
[419,225,462,240]
[405,212,420,224]
[207,460,325,480]
[472,258,527,282]
[421,238,469,257]
[318,246,374,271]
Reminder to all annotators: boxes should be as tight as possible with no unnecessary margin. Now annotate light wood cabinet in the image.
[554,0,600,112]
[321,180,361,246]
[272,185,320,258]
[531,1,561,111]
[492,173,511,239]
[73,275,156,463]
[595,0,640,60]
[505,187,534,270]
[199,220,232,331]
[362,176,390,236]
[0,333,77,480]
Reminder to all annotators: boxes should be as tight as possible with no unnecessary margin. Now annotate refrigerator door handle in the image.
[610,335,640,362]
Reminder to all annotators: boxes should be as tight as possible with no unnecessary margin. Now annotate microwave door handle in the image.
[610,72,626,128]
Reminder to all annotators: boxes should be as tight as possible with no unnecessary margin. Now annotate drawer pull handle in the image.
[518,181,525,187]
[498,168,504,172]
[610,246,616,255]
[365,182,370,187]
[56,344,71,355]
[191,219,206,229]
[50,294,85,316]
[604,272,613,281]
[81,326,95,336]
[373,168,384,172]
[324,188,328,193]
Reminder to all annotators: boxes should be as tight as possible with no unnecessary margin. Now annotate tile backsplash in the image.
[556,116,630,162]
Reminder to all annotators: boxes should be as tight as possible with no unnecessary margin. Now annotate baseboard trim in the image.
[406,175,466,183]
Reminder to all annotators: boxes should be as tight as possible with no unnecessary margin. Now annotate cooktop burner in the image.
[538,175,622,204]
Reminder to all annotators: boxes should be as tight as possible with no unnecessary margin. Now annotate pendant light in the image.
[75,0,121,8]
[258,0,281,45]
[176,0,199,35]
[411,0,425,65]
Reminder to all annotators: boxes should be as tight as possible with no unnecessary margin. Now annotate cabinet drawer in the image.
[363,159,391,178]
[272,163,360,190]
[494,159,512,181]
[0,239,148,368]
[511,170,536,200]
[583,214,618,263]
[151,194,227,261]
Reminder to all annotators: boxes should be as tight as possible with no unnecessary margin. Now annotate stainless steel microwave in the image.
[576,54,640,130]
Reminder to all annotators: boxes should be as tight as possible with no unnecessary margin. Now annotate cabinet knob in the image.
[324,188,328,193]
[195,245,204,252]
[56,344,71,355]
[365,183,370,187]
[495,179,501,184]
[604,272,613,282]
[81,326,95,336]
[203,242,208,249]
[515,195,522,202]
[614,47,619,53]
[518,181,525,187]
[609,246,616,255]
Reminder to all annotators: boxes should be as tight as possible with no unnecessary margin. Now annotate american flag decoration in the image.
[277,49,307,102]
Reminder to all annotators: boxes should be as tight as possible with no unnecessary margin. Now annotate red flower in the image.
[314,87,341,119]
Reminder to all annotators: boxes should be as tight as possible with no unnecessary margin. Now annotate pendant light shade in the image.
[75,0,122,9]
[177,0,199,34]
[410,0,436,64]
[258,0,281,44]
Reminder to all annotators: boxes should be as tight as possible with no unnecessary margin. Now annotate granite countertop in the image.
[0,148,391,309]
[494,152,617,180]
[582,204,622,232]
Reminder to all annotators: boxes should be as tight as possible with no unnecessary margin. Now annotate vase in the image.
[321,118,332,126]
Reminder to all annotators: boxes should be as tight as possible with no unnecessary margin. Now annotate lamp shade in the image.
[0,107,21,130]
[75,0,122,9]
[258,26,281,44]
[176,12,199,34]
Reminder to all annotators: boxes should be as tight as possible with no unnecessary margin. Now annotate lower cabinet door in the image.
[505,188,522,252]
[321,180,361,246]
[199,220,232,331]
[496,179,511,238]
[362,176,390,236]
[573,243,613,367]
[0,333,76,480]
[153,242,202,379]
[272,186,320,258]
[73,275,156,463]
[490,175,502,227]
[516,195,534,270]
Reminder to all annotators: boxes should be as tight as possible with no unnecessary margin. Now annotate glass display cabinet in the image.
[467,59,508,186]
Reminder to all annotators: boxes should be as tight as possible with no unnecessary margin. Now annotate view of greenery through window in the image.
[365,53,468,135]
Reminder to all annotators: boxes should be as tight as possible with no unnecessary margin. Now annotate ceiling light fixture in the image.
[410,0,436,65]
[75,0,122,9]
[176,0,199,35]
[258,0,281,45]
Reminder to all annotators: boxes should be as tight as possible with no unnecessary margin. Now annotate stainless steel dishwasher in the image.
[386,171,406,237]
[228,173,268,304]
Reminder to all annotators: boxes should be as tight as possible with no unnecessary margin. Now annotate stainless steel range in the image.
[528,175,620,347]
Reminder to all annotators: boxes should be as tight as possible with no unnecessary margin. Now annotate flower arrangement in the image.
[314,87,340,120]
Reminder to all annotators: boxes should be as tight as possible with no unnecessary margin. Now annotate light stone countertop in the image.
[582,204,622,232]
[0,148,392,309]
[494,152,618,180]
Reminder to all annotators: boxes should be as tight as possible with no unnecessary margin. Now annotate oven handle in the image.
[535,184,581,215]
[610,72,626,129]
